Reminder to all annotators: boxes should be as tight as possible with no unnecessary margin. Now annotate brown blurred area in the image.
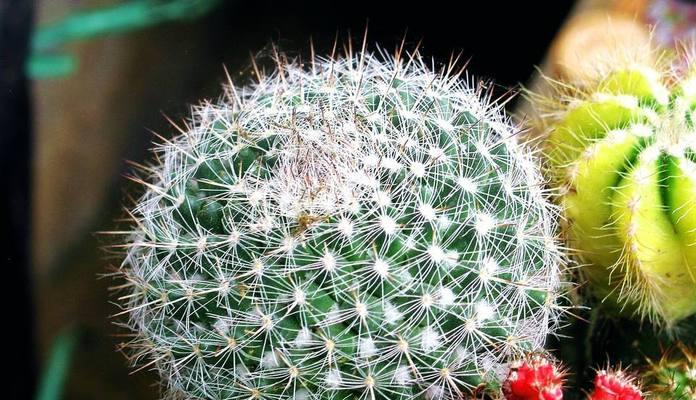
[33,2,234,398]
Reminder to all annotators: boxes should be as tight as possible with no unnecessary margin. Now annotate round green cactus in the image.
[539,49,696,327]
[114,48,565,399]
[645,344,696,399]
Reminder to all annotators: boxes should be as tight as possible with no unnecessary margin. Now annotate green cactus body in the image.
[645,344,696,399]
[116,50,564,399]
[543,60,696,326]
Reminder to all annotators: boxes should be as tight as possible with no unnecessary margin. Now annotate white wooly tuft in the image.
[114,45,566,400]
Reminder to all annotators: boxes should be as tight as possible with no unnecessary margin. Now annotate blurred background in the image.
[3,0,691,399]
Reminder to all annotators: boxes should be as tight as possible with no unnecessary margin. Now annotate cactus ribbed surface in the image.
[539,49,696,327]
[115,48,564,399]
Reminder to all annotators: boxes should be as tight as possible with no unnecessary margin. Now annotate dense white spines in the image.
[115,47,565,400]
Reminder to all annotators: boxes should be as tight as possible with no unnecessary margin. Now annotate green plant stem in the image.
[33,0,221,51]
[35,330,78,400]
[28,0,222,78]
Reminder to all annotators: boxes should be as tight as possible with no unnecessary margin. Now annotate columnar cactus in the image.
[536,46,696,327]
[115,47,565,399]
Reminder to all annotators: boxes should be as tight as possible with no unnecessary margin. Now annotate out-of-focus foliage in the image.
[28,0,221,79]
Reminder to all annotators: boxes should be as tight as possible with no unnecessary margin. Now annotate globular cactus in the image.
[114,45,565,400]
[534,45,696,327]
[502,354,564,400]
[589,368,642,400]
[644,343,696,399]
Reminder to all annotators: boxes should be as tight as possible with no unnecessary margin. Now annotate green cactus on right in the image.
[644,344,696,399]
[533,47,696,328]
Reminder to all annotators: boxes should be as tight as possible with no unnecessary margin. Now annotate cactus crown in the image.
[502,354,564,400]
[589,367,643,400]
[115,45,564,399]
[533,45,696,327]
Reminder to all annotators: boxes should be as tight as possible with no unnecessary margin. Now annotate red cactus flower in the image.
[589,369,642,400]
[503,354,564,400]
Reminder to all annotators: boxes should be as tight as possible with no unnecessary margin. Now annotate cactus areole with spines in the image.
[115,46,564,400]
[540,48,696,327]
[645,344,696,399]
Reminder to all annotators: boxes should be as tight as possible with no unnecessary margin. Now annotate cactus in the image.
[502,354,564,400]
[644,343,696,399]
[589,368,642,400]
[533,45,696,327]
[113,46,565,400]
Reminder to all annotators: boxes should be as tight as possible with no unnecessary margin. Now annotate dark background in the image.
[3,1,574,399]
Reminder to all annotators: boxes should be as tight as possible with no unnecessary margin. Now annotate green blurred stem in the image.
[28,0,221,78]
[33,0,221,51]
[27,54,76,79]
[35,330,78,400]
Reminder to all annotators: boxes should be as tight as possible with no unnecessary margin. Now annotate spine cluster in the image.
[502,354,564,400]
[589,369,642,400]
[644,344,696,399]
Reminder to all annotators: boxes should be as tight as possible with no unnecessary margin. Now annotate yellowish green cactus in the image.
[537,49,696,327]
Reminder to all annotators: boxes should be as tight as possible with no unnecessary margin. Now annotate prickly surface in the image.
[535,47,696,327]
[115,49,564,400]
[502,354,564,400]
[644,344,696,399]
[589,369,642,400]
